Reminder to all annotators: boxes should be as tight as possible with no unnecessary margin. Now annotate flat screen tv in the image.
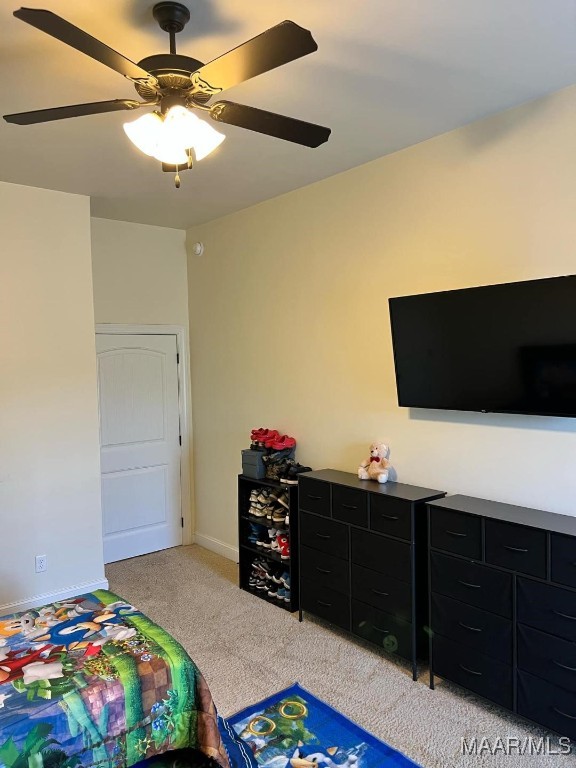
[388,275,576,417]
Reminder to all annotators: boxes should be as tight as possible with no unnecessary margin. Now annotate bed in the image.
[0,590,254,768]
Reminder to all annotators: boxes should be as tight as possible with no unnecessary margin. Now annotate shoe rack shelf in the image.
[238,474,300,613]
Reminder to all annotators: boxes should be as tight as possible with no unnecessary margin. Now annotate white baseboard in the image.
[194,532,239,562]
[0,578,110,616]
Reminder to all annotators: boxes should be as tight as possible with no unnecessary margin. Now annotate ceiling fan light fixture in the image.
[123,105,225,166]
[123,111,164,157]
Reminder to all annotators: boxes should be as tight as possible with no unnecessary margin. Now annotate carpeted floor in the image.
[107,545,576,768]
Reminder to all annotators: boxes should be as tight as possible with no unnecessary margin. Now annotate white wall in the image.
[187,84,576,555]
[0,182,105,612]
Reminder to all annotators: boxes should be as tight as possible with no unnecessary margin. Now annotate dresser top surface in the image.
[300,469,445,503]
[429,494,576,537]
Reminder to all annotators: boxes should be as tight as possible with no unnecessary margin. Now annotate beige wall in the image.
[90,217,194,540]
[91,217,188,327]
[187,84,576,555]
[0,182,105,611]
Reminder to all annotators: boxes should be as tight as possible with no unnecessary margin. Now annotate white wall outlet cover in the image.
[192,242,204,257]
[35,554,47,573]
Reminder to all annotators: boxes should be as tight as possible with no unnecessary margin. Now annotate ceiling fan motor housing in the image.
[134,54,205,101]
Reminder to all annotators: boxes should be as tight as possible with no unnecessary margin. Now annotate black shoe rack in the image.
[238,474,299,612]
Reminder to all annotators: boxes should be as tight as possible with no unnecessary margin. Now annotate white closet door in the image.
[96,334,182,563]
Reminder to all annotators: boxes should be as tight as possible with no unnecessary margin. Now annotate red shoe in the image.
[266,434,296,450]
[276,533,290,560]
[251,428,280,446]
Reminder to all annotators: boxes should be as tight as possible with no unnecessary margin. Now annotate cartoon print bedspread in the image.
[0,590,231,768]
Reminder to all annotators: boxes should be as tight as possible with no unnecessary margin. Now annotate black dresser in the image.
[298,469,445,679]
[428,494,576,739]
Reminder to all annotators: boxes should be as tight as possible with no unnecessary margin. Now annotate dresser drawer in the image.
[430,507,482,559]
[352,564,411,620]
[301,580,350,631]
[551,533,576,589]
[351,528,410,582]
[431,593,512,664]
[517,577,576,642]
[352,601,412,659]
[433,635,512,710]
[332,485,368,527]
[431,552,512,618]
[518,623,576,690]
[485,519,546,578]
[301,545,349,595]
[300,512,349,560]
[370,495,411,541]
[299,477,331,517]
[518,670,576,741]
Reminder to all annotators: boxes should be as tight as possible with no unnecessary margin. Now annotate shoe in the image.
[262,528,277,549]
[267,447,296,462]
[256,558,273,579]
[251,429,279,448]
[280,571,290,589]
[276,533,290,560]
[249,502,268,517]
[264,458,290,481]
[271,507,286,524]
[256,489,273,504]
[267,582,280,598]
[284,512,290,527]
[277,586,286,600]
[283,588,291,603]
[276,491,289,510]
[265,434,296,451]
[255,530,269,548]
[280,462,312,485]
[247,523,260,545]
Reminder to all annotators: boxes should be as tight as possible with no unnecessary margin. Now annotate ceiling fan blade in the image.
[3,99,143,125]
[209,101,331,148]
[191,21,317,95]
[14,8,156,86]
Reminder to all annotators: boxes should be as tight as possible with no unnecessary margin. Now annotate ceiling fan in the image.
[4,3,331,186]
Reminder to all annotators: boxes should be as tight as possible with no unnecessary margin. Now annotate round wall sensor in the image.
[192,241,204,256]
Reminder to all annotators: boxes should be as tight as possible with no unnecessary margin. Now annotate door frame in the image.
[95,323,194,547]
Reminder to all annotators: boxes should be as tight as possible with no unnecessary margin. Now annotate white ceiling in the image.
[1,1,575,229]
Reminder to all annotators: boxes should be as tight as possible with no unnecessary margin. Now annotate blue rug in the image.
[228,683,420,768]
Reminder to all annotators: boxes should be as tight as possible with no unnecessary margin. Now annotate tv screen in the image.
[388,275,576,417]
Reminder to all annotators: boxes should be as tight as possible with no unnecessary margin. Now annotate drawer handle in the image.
[553,707,576,721]
[317,600,332,608]
[308,494,323,500]
[446,530,467,538]
[553,609,576,621]
[553,660,576,673]
[373,625,390,634]
[316,567,331,574]
[316,533,331,540]
[342,504,358,510]
[503,545,528,553]
[459,663,483,677]
[458,621,482,633]
[379,514,399,521]
[457,580,481,589]
[372,589,390,597]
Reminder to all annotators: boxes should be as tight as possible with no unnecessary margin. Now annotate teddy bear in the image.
[358,442,391,484]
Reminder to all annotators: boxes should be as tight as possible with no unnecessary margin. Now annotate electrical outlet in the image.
[35,554,47,573]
